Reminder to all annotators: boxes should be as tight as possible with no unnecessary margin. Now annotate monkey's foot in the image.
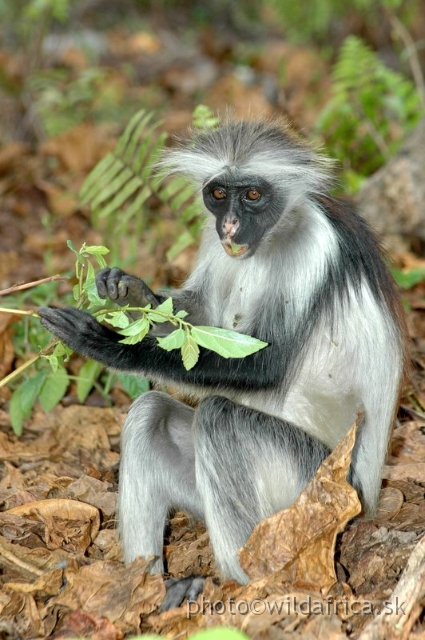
[160,576,205,612]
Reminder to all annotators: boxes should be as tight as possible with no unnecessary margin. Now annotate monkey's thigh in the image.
[194,395,330,583]
[118,390,201,570]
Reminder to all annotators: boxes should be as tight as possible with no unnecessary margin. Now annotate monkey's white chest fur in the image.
[212,259,265,331]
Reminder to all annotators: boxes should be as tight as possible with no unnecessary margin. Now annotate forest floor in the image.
[1,9,425,640]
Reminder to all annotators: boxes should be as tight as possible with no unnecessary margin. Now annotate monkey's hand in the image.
[96,267,162,310]
[39,306,121,358]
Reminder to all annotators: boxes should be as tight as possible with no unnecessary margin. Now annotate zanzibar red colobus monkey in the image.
[39,119,407,603]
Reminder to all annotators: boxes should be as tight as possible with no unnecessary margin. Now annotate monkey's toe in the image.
[160,576,205,612]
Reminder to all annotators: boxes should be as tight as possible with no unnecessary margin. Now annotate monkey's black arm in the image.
[38,307,281,390]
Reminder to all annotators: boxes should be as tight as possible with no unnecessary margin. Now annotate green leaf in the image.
[181,333,200,370]
[391,267,425,290]
[97,175,144,219]
[147,297,173,323]
[80,155,124,206]
[84,245,110,268]
[157,328,185,351]
[190,629,249,640]
[192,104,220,130]
[43,354,59,373]
[79,154,116,203]
[190,326,268,359]
[83,261,106,306]
[175,309,188,319]
[118,316,150,336]
[91,166,133,209]
[66,239,79,256]
[116,373,150,398]
[77,360,103,403]
[155,297,173,315]
[52,341,72,361]
[83,245,110,256]
[39,367,69,412]
[9,371,47,436]
[99,310,131,328]
[118,316,150,344]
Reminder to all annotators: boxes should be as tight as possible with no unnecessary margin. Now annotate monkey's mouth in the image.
[221,240,249,257]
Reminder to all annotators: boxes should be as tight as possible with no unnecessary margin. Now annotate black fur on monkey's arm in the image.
[38,306,280,391]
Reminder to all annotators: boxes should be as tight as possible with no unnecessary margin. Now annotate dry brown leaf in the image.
[239,420,361,593]
[43,557,165,634]
[8,498,100,553]
[52,609,124,640]
[66,475,117,517]
[383,463,425,482]
[166,530,214,577]
[0,534,70,580]
[5,567,64,598]
[358,533,425,640]
[375,487,404,521]
[91,529,121,561]
[0,591,43,638]
[37,179,79,217]
[388,421,425,464]
[40,122,114,173]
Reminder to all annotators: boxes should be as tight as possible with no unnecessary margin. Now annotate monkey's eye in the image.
[212,187,227,200]
[246,189,261,201]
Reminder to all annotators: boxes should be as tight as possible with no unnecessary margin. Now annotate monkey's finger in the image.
[106,267,127,300]
[95,267,112,298]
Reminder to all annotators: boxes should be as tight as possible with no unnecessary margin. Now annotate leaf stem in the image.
[0,355,41,389]
[94,306,193,331]
[0,308,39,316]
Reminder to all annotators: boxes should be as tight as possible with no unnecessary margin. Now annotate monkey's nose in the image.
[223,218,239,238]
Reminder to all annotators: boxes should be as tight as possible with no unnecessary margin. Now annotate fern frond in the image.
[316,35,421,184]
[79,106,222,261]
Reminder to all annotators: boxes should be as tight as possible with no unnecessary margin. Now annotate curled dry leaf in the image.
[0,591,43,638]
[66,474,117,517]
[0,534,70,580]
[239,419,362,593]
[8,498,100,553]
[44,556,165,634]
[375,486,404,522]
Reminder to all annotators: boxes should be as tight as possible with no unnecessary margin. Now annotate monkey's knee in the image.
[196,395,238,435]
[122,390,171,440]
[125,389,170,417]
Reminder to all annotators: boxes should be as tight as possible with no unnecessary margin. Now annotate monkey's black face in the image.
[202,176,284,258]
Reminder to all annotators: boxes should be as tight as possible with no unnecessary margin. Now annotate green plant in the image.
[80,106,218,262]
[1,239,267,435]
[0,106,225,434]
[0,248,148,435]
[28,67,111,138]
[315,35,422,190]
[390,266,425,290]
[0,0,72,140]
[270,0,414,44]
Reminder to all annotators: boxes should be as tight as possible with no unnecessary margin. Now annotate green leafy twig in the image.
[94,297,268,371]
